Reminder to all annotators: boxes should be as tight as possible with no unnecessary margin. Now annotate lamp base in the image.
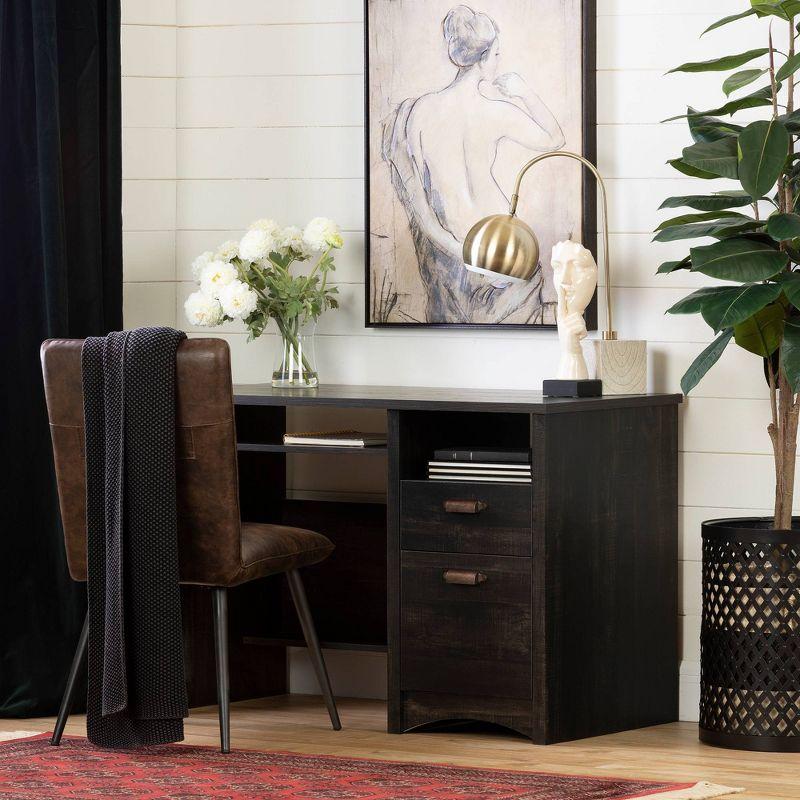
[594,339,647,395]
[542,379,603,398]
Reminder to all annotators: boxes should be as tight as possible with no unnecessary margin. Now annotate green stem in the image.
[307,245,333,283]
[248,260,272,289]
[274,316,315,379]
[769,24,779,121]
[266,254,292,278]
[237,257,320,380]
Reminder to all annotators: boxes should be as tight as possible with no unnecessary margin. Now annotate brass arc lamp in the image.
[463,151,647,394]
[463,150,615,340]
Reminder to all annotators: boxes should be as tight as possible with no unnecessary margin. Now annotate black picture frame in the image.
[364,0,597,331]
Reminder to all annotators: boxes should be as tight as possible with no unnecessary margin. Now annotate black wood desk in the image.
[223,384,682,744]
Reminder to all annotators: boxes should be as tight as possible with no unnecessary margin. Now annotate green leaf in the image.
[668,48,769,74]
[657,260,682,275]
[777,53,800,82]
[700,283,783,331]
[691,238,789,281]
[654,220,754,243]
[781,319,800,392]
[712,220,767,238]
[659,194,754,211]
[664,87,774,121]
[705,85,776,117]
[667,158,719,179]
[751,0,786,17]
[738,119,790,198]
[779,109,800,133]
[767,213,800,241]
[752,0,800,18]
[682,137,740,179]
[780,271,800,309]
[656,211,748,230]
[654,219,763,243]
[702,8,756,35]
[787,240,800,261]
[680,329,734,394]
[734,303,785,356]
[688,112,744,143]
[657,257,691,275]
[667,287,731,315]
[723,69,767,96]
[286,299,302,318]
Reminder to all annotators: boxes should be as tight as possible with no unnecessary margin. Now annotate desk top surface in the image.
[233,383,682,414]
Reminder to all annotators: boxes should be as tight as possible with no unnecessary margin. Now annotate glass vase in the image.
[272,318,318,388]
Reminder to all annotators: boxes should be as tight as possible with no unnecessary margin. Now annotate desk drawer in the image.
[400,550,532,699]
[400,480,531,556]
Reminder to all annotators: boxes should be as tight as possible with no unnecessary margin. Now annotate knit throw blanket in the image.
[81,328,188,748]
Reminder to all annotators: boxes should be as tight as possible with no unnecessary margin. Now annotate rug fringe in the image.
[637,782,744,800]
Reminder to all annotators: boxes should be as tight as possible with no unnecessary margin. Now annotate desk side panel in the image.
[387,409,402,732]
[544,404,679,742]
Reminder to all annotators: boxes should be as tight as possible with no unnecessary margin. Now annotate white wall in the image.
[120,0,789,721]
[121,0,177,328]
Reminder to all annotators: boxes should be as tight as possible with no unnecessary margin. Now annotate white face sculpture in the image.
[551,240,598,316]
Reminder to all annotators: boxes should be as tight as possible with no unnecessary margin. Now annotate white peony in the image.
[219,279,258,319]
[303,217,343,251]
[191,250,215,279]
[248,218,281,236]
[199,260,238,299]
[277,226,309,257]
[239,228,275,263]
[215,239,239,262]
[184,290,223,327]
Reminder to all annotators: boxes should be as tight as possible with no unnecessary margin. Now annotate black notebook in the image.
[433,447,530,464]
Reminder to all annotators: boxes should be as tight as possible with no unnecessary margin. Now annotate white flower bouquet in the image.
[184,217,342,386]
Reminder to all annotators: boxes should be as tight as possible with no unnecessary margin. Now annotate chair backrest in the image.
[40,337,244,586]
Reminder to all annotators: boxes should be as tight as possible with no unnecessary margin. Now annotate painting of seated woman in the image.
[366,0,594,327]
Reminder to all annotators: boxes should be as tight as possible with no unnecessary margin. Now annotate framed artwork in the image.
[365,0,597,329]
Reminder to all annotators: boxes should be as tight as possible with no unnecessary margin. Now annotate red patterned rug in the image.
[0,733,736,800]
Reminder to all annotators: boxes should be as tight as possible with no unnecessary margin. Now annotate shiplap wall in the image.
[120,0,792,719]
[121,0,177,327]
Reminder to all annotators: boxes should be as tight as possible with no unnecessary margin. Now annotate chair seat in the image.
[235,523,334,585]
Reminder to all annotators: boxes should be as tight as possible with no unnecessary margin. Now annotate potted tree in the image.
[661,0,800,751]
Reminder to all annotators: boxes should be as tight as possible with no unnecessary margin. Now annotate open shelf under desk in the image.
[237,442,388,456]
[237,498,388,652]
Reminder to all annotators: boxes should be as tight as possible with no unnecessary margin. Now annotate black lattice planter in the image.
[701,519,800,751]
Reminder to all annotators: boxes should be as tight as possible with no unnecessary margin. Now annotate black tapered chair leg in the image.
[51,613,89,746]
[211,587,231,753]
[286,569,341,731]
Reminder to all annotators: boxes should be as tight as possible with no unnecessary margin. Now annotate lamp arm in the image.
[508,151,615,340]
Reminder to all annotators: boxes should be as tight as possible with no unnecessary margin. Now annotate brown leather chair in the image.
[40,337,341,752]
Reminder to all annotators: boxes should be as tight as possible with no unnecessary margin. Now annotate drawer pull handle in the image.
[443,499,488,514]
[443,569,488,586]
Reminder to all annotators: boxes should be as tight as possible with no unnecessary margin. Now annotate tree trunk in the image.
[774,372,799,529]
[770,21,797,530]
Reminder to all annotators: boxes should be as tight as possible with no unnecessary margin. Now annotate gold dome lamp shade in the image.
[463,213,540,285]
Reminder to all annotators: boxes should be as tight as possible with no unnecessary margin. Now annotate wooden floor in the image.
[3,695,799,799]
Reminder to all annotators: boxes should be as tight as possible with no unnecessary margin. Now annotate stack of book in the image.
[428,447,531,483]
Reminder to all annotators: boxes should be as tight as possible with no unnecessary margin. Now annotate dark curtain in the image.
[0,0,122,716]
